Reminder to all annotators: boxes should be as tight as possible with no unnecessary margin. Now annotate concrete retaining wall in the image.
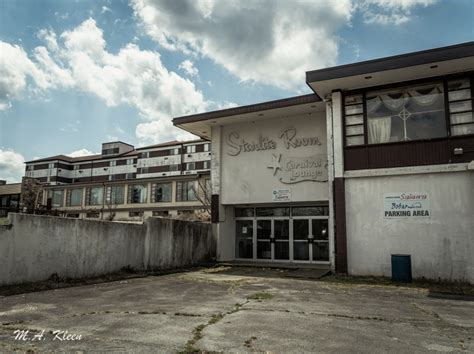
[0,214,215,285]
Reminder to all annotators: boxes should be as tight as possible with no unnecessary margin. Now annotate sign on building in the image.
[383,192,430,218]
[272,188,291,202]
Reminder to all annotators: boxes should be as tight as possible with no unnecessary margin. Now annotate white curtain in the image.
[368,117,392,144]
[408,85,441,106]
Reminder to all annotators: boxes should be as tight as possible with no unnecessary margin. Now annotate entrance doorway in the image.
[235,206,329,263]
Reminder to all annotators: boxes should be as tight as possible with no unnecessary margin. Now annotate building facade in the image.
[0,181,21,217]
[174,42,474,282]
[24,140,211,221]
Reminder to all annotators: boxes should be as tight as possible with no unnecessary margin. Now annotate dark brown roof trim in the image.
[173,94,320,125]
[306,42,474,84]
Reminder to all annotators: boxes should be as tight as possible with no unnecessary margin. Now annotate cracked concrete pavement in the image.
[0,266,473,352]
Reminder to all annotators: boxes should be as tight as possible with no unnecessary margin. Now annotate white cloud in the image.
[0,149,25,183]
[67,149,97,157]
[101,6,112,14]
[0,18,207,144]
[178,60,199,78]
[131,0,354,90]
[359,0,438,25]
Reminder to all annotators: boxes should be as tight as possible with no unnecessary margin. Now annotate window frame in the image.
[152,182,172,203]
[342,72,474,148]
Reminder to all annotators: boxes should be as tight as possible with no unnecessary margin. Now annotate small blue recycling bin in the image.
[391,254,412,283]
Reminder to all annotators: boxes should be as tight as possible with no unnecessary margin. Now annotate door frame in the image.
[235,213,330,265]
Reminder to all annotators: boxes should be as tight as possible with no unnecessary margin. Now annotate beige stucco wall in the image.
[220,113,328,205]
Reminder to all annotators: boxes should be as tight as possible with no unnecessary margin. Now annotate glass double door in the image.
[236,217,329,262]
[256,219,290,260]
[293,218,329,262]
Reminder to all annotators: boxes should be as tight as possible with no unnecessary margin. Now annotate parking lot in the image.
[0,266,473,352]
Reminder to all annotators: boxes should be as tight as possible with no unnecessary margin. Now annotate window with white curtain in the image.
[366,81,447,144]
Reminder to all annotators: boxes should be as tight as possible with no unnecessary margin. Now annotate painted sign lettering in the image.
[267,154,328,184]
[226,127,320,156]
[383,193,430,218]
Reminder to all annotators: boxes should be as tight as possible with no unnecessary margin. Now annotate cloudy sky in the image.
[0,0,473,182]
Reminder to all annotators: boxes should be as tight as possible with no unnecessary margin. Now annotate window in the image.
[106,185,124,204]
[48,163,55,169]
[344,95,365,146]
[86,211,100,218]
[141,152,149,158]
[87,186,103,205]
[152,183,171,202]
[128,184,147,204]
[126,158,134,165]
[448,78,474,136]
[49,190,64,207]
[343,77,474,147]
[366,81,446,144]
[186,145,196,153]
[140,167,149,174]
[152,210,169,217]
[129,211,144,217]
[186,162,195,171]
[66,213,80,218]
[205,179,211,197]
[170,148,179,155]
[9,195,19,208]
[110,160,117,167]
[204,143,210,152]
[125,173,134,180]
[176,181,197,201]
[170,164,180,172]
[203,161,210,169]
[67,189,83,207]
[102,147,119,155]
[73,165,80,170]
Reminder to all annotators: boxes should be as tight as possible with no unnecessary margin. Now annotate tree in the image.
[20,177,44,214]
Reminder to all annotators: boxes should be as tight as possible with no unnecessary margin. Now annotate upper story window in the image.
[110,160,117,167]
[126,158,134,165]
[344,76,473,147]
[141,151,150,158]
[203,161,210,169]
[367,82,446,144]
[170,148,179,155]
[204,143,210,152]
[186,162,195,171]
[73,164,80,170]
[170,164,180,172]
[186,145,196,154]
[447,78,474,136]
[48,163,55,169]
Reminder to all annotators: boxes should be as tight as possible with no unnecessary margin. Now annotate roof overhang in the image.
[306,42,474,98]
[173,94,324,139]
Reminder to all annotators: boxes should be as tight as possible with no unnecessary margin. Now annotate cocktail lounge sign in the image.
[225,127,328,184]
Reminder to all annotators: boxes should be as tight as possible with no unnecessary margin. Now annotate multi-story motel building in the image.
[173,42,474,282]
[24,140,211,221]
